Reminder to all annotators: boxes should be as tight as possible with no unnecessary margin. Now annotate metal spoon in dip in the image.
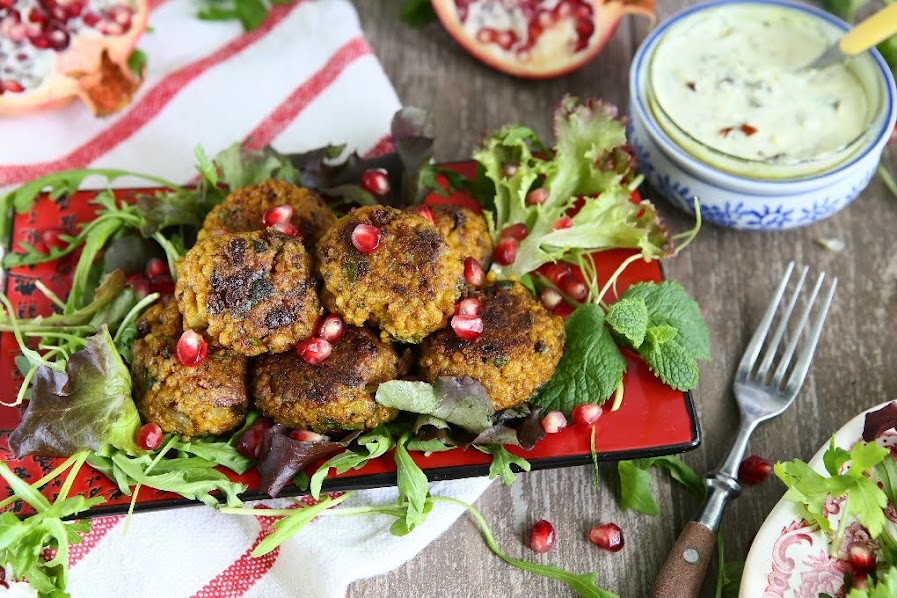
[804,3,897,71]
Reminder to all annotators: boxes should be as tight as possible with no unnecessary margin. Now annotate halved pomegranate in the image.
[431,0,655,79]
[0,0,149,116]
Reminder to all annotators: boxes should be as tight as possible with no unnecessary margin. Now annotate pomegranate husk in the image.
[0,0,148,116]
[431,0,655,79]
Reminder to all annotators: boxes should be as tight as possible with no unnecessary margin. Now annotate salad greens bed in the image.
[0,97,708,597]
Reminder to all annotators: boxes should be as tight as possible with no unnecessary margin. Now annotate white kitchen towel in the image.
[0,0,494,595]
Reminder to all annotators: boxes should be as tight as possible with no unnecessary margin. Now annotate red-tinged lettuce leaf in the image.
[375,377,494,433]
[863,402,897,442]
[473,406,546,450]
[257,426,360,498]
[9,326,139,458]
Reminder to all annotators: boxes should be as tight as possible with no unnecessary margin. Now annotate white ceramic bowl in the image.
[628,0,897,231]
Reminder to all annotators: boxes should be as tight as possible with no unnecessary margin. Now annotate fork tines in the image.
[739,262,838,392]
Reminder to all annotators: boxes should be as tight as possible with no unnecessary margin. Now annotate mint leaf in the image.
[481,445,532,485]
[9,326,140,457]
[639,332,699,392]
[606,297,648,348]
[617,461,658,515]
[533,304,626,414]
[621,281,711,361]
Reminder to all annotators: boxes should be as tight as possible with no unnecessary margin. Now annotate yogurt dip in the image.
[647,3,875,178]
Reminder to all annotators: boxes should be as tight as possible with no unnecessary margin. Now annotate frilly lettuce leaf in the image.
[8,326,140,458]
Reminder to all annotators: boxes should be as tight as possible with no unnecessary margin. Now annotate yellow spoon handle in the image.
[840,2,897,56]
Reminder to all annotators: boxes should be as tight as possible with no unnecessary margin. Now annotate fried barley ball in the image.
[427,203,493,267]
[316,205,464,343]
[252,326,399,432]
[419,281,565,411]
[198,179,336,247]
[175,229,321,356]
[131,299,249,438]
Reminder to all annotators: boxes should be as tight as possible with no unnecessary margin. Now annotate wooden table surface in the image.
[348,3,896,597]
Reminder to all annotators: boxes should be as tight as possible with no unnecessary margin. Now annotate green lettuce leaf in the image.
[8,326,140,457]
[375,377,494,433]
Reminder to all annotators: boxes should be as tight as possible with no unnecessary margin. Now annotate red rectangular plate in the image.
[0,163,700,517]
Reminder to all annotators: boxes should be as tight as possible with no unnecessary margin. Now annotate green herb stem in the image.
[670,197,702,254]
[114,293,160,343]
[0,454,81,511]
[35,280,66,310]
[595,253,643,308]
[57,451,90,502]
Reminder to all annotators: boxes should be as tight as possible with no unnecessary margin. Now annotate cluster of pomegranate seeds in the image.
[289,429,325,443]
[414,205,436,226]
[135,422,163,451]
[314,314,345,344]
[463,257,485,287]
[451,313,483,341]
[494,237,518,266]
[589,522,624,552]
[541,410,567,433]
[236,417,273,458]
[351,223,381,254]
[529,519,556,553]
[539,287,563,312]
[526,188,548,205]
[127,257,174,298]
[738,454,774,484]
[176,329,208,367]
[572,403,602,426]
[540,262,572,285]
[296,336,333,364]
[361,168,391,196]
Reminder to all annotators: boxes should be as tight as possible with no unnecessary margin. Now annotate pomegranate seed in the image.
[738,455,774,484]
[526,188,548,205]
[81,10,99,25]
[500,223,528,241]
[541,410,567,433]
[455,297,482,316]
[562,277,588,302]
[176,330,208,367]
[136,423,164,451]
[529,520,556,553]
[361,168,391,196]
[148,274,175,296]
[127,274,150,299]
[270,221,300,237]
[40,228,67,251]
[589,523,624,552]
[297,337,333,364]
[263,204,293,227]
[494,238,518,266]
[451,314,483,340]
[414,205,436,226]
[351,223,382,254]
[541,262,572,285]
[28,8,46,24]
[539,287,563,311]
[554,216,573,230]
[314,314,345,344]
[463,257,485,287]
[236,417,273,459]
[847,542,876,572]
[573,403,602,426]
[289,429,326,442]
[2,80,23,93]
[145,257,168,278]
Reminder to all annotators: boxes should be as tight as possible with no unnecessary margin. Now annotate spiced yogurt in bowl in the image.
[628,0,896,230]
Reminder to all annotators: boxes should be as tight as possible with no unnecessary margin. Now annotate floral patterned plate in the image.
[740,401,896,598]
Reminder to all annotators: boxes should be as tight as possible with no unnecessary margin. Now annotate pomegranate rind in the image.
[431,0,656,79]
[0,0,149,116]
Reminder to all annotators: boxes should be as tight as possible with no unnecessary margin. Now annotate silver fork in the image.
[651,262,837,598]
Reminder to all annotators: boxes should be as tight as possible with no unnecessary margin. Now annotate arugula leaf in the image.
[375,377,494,433]
[637,456,705,497]
[9,326,140,457]
[400,0,437,25]
[171,436,253,474]
[394,434,430,533]
[252,494,350,557]
[309,425,394,498]
[847,566,897,597]
[533,304,626,414]
[617,460,658,515]
[480,445,532,485]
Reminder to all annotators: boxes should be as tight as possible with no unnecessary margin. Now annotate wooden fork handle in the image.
[651,521,716,598]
